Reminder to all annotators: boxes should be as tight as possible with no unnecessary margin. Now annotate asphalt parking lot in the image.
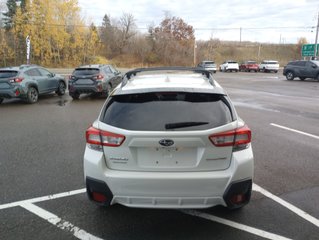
[0,71,318,240]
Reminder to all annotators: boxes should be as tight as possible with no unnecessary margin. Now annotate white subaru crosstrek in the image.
[84,67,254,210]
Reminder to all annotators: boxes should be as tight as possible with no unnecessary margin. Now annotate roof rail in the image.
[121,66,214,88]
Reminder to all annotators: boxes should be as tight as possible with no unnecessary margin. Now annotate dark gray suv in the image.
[68,64,122,100]
[0,65,66,104]
[283,60,319,81]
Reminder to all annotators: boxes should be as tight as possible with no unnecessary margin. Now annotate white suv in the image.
[259,60,279,73]
[84,67,254,210]
[219,60,239,72]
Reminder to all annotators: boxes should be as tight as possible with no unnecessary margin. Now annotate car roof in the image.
[0,65,40,72]
[114,67,226,96]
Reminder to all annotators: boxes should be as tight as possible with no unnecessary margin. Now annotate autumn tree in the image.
[150,16,195,65]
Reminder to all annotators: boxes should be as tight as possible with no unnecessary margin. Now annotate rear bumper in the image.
[84,145,254,209]
[0,87,26,99]
[69,83,106,94]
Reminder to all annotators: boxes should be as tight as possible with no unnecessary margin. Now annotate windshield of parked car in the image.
[73,68,100,75]
[101,92,233,131]
[0,71,18,78]
[247,61,257,64]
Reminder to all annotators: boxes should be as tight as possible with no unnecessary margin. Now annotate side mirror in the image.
[49,73,55,77]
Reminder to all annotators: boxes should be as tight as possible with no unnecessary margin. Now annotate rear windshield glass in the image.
[228,61,237,64]
[101,92,233,131]
[247,61,257,64]
[73,68,99,76]
[0,71,18,78]
[204,61,215,65]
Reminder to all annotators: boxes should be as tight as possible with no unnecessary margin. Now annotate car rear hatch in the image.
[97,92,238,172]
[71,68,101,85]
[0,70,18,89]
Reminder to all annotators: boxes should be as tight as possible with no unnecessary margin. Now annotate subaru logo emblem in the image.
[159,139,174,147]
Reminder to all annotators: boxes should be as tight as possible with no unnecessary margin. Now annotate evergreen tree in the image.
[3,0,17,30]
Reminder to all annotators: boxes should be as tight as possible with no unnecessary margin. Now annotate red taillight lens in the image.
[97,74,104,80]
[86,126,125,147]
[209,125,251,147]
[10,77,24,83]
[14,77,24,82]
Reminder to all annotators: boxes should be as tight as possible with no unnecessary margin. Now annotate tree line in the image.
[0,0,196,67]
[0,0,304,68]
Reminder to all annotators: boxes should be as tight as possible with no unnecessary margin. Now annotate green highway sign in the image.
[302,44,319,57]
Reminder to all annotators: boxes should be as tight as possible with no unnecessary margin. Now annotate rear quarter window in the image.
[100,92,233,131]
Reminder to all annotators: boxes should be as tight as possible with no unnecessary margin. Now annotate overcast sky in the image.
[78,0,319,44]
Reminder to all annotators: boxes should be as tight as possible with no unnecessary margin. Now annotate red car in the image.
[239,61,259,72]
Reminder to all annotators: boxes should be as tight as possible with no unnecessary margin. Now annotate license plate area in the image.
[137,147,197,168]
[75,79,94,85]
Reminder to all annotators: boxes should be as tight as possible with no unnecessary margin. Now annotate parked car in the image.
[239,61,259,72]
[283,60,319,81]
[197,60,217,73]
[84,67,254,210]
[0,65,66,104]
[68,64,122,100]
[259,60,279,73]
[219,60,239,72]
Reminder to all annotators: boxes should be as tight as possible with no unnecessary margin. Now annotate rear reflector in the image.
[209,125,251,147]
[92,192,107,203]
[86,126,125,147]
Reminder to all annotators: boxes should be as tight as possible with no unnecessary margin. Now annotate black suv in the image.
[68,64,122,100]
[283,60,319,81]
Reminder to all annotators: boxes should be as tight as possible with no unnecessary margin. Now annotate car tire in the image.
[26,87,38,104]
[70,92,80,100]
[299,77,305,81]
[286,71,294,81]
[274,70,278,73]
[0,98,3,104]
[56,81,66,96]
[316,74,319,81]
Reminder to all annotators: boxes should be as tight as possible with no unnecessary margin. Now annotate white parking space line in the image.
[182,210,292,240]
[20,203,103,240]
[270,123,319,140]
[0,188,86,210]
[253,184,319,228]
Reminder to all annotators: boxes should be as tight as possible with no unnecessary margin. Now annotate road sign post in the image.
[26,35,31,64]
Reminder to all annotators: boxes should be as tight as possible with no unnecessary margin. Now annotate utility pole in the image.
[193,39,197,67]
[240,27,242,43]
[314,12,319,59]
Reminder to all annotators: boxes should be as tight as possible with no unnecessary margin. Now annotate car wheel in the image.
[0,98,3,104]
[316,74,319,81]
[56,81,66,96]
[70,92,80,100]
[274,71,278,73]
[26,87,38,104]
[286,71,294,81]
[299,77,305,81]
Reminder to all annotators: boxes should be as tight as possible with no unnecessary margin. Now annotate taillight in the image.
[93,74,104,80]
[97,74,104,80]
[10,77,24,83]
[86,126,125,147]
[209,125,251,149]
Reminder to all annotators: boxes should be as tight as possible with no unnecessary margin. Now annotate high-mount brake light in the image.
[209,125,251,148]
[86,126,125,147]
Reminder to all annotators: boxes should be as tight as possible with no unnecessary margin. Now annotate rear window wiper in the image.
[165,121,209,130]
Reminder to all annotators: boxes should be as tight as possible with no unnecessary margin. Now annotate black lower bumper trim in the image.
[223,179,252,209]
[86,177,114,206]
